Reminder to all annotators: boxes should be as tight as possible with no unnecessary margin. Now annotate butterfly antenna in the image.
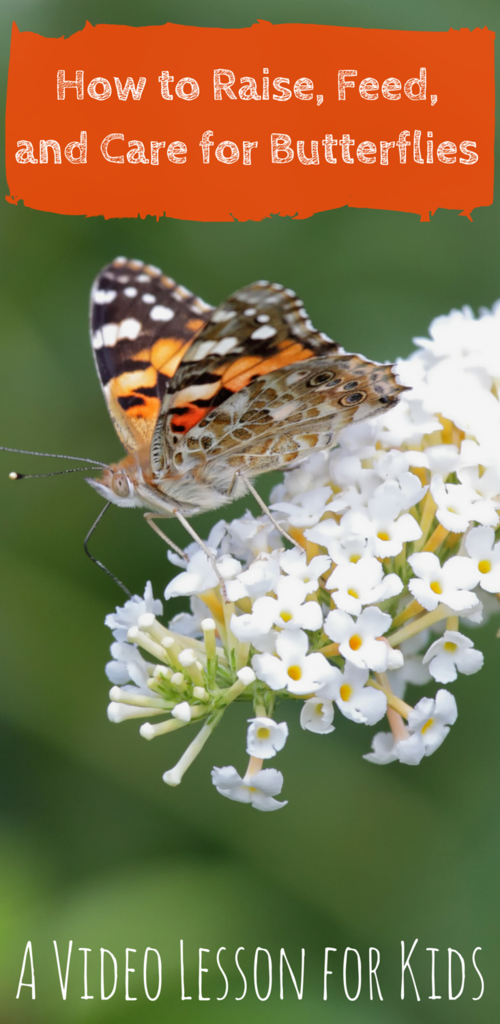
[0,446,108,468]
[9,466,102,481]
[84,502,132,597]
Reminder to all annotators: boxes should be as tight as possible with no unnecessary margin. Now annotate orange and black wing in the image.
[90,257,213,453]
[152,279,343,470]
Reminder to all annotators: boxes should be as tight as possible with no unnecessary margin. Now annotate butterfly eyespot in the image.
[378,395,391,404]
[343,380,359,390]
[307,372,342,388]
[111,472,132,497]
[339,391,366,406]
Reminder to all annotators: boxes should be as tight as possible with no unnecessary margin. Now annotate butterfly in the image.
[88,257,407,559]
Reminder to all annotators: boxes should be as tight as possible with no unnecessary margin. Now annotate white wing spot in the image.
[256,314,270,323]
[188,340,216,361]
[123,286,138,298]
[137,273,150,283]
[256,279,270,286]
[118,318,143,340]
[117,275,129,284]
[150,305,175,322]
[270,282,283,290]
[298,309,309,319]
[211,308,236,323]
[214,337,239,355]
[113,256,127,266]
[320,332,332,341]
[251,325,277,340]
[141,293,156,304]
[101,323,119,347]
[146,264,162,276]
[130,259,144,269]
[285,288,296,297]
[244,307,256,316]
[94,289,117,304]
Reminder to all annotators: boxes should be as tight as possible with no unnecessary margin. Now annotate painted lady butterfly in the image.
[88,257,406,545]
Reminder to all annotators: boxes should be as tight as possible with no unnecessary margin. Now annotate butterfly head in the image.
[86,461,144,509]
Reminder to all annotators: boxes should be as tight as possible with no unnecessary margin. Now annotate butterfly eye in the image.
[307,372,342,388]
[339,391,366,406]
[111,472,132,497]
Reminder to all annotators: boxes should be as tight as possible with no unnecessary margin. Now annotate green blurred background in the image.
[1,1,499,1020]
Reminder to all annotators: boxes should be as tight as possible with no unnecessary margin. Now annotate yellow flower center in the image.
[430,581,442,594]
[257,727,270,740]
[349,634,362,651]
[339,684,352,702]
[350,554,361,563]
[478,559,491,574]
[288,665,302,681]
[280,610,293,622]
[315,703,324,716]
[347,588,359,599]
[444,641,458,653]
[421,717,434,735]
[377,530,390,541]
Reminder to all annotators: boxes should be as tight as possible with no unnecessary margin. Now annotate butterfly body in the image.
[88,258,407,517]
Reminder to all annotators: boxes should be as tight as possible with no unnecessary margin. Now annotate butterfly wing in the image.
[152,280,405,484]
[90,257,213,453]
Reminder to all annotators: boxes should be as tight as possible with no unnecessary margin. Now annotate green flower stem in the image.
[388,604,450,647]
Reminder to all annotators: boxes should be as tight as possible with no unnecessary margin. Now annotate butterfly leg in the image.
[243,477,304,552]
[172,509,229,602]
[144,513,189,561]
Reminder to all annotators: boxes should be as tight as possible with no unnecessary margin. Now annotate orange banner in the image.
[5,21,495,222]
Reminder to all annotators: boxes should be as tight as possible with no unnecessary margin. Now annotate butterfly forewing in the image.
[90,257,213,451]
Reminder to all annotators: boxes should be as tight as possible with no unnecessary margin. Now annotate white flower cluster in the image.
[104,300,500,810]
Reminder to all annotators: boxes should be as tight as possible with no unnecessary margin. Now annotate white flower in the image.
[422,630,483,683]
[235,577,323,636]
[324,534,376,565]
[236,552,281,598]
[325,557,403,615]
[105,582,162,641]
[300,697,335,734]
[252,629,337,695]
[318,662,387,725]
[165,550,244,600]
[211,766,287,811]
[407,689,458,756]
[464,525,500,592]
[426,444,460,477]
[430,475,498,532]
[363,732,399,764]
[408,551,480,612]
[304,516,343,550]
[279,548,331,593]
[105,642,151,688]
[271,485,334,527]
[246,717,288,758]
[345,489,421,557]
[324,607,403,672]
